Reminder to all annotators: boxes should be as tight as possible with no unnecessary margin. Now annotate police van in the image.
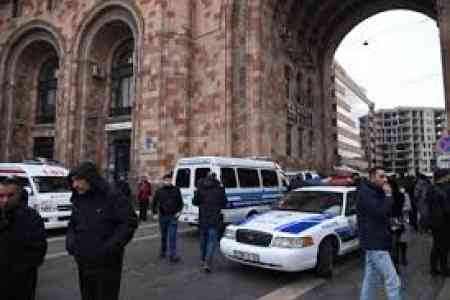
[220,185,358,276]
[174,157,288,225]
[0,160,72,229]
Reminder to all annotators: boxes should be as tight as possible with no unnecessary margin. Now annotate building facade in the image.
[362,107,447,175]
[0,0,448,183]
[332,62,374,171]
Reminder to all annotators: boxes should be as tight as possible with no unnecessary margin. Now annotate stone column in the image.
[438,0,450,132]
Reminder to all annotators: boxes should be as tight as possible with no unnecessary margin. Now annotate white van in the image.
[174,156,288,225]
[0,160,72,229]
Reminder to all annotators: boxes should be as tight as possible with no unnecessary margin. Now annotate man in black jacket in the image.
[0,176,47,300]
[66,162,138,300]
[357,167,401,300]
[152,173,183,262]
[192,172,227,272]
[426,169,450,276]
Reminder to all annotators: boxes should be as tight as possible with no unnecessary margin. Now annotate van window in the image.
[220,168,237,188]
[33,177,70,193]
[261,169,278,187]
[195,168,211,187]
[0,176,31,188]
[237,168,260,188]
[175,169,190,188]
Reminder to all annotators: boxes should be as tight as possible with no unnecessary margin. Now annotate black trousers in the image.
[77,262,123,300]
[2,268,38,300]
[430,229,449,273]
[139,200,149,221]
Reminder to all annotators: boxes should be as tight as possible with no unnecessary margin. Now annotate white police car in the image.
[220,186,359,276]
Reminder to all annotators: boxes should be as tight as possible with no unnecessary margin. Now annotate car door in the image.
[341,191,359,253]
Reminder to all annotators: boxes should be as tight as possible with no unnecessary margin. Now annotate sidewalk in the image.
[296,231,447,299]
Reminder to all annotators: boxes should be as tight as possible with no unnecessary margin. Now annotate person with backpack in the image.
[137,176,152,222]
[425,169,450,276]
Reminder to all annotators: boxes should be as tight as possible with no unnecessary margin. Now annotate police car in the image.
[220,186,359,276]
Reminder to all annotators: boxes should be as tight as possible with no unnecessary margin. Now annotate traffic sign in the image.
[437,154,450,169]
[436,135,450,154]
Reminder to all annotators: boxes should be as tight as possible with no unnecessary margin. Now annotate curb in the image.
[436,278,450,300]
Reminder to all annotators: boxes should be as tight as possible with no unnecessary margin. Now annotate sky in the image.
[335,10,444,110]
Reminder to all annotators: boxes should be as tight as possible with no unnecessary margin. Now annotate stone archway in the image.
[72,1,144,181]
[0,22,64,161]
[231,0,444,171]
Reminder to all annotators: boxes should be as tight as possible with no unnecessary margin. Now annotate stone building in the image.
[0,0,448,182]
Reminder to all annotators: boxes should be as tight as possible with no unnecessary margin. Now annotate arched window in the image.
[111,40,134,117]
[36,57,58,124]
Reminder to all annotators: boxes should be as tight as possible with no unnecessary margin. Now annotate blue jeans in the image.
[361,250,402,300]
[199,225,219,266]
[159,215,178,258]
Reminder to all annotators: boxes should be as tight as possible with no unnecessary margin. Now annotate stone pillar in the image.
[159,1,192,171]
[438,0,450,132]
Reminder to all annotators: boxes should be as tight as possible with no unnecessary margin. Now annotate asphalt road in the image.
[37,222,445,300]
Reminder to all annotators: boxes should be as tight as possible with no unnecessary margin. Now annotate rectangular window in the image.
[220,168,237,188]
[175,168,190,188]
[12,0,21,18]
[286,124,292,156]
[261,170,278,187]
[195,168,211,187]
[237,168,260,188]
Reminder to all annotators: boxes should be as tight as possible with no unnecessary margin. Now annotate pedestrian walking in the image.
[399,186,412,266]
[389,176,405,273]
[66,161,138,300]
[152,173,183,262]
[357,167,401,300]
[414,172,431,232]
[138,176,152,222]
[116,175,132,201]
[192,172,227,272]
[425,169,450,276]
[0,176,47,300]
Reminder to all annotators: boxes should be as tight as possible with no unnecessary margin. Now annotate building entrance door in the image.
[107,130,131,182]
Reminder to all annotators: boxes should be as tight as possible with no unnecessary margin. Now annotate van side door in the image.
[236,168,262,209]
[261,169,283,205]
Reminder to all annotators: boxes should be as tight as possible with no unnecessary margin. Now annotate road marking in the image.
[46,223,160,243]
[45,227,195,260]
[257,260,358,300]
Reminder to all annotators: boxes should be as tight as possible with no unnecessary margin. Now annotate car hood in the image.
[238,210,334,234]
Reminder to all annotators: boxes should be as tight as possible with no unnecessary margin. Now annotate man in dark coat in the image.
[357,167,401,300]
[425,169,450,276]
[0,176,47,300]
[66,162,138,300]
[152,173,183,262]
[192,172,227,272]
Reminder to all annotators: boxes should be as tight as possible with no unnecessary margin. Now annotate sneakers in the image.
[202,262,211,273]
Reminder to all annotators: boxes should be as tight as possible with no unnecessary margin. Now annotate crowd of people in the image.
[356,167,450,300]
[1,160,450,300]
[0,161,226,300]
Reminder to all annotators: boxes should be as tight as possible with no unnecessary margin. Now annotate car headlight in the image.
[39,200,57,212]
[271,236,314,248]
[223,227,237,240]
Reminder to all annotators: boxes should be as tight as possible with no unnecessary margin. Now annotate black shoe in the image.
[203,263,211,273]
[169,256,180,263]
[431,269,440,276]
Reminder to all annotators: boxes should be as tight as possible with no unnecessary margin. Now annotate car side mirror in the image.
[24,187,34,196]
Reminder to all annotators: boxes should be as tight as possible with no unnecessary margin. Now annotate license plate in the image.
[233,250,260,263]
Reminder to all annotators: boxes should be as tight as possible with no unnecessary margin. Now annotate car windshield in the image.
[32,177,71,193]
[274,190,343,216]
